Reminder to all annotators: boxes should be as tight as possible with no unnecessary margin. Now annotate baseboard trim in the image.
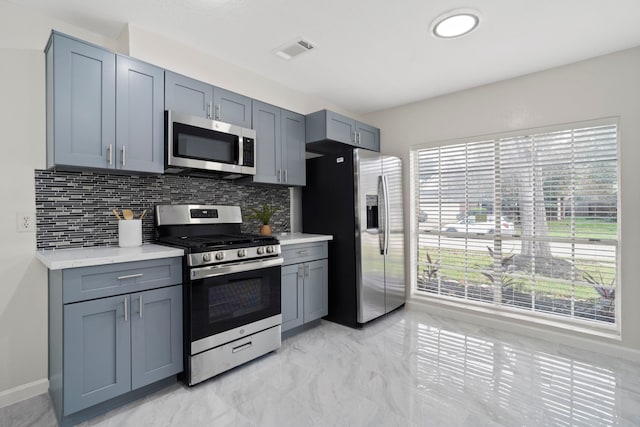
[0,378,49,409]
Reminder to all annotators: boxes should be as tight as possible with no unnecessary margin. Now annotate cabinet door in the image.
[281,110,306,186]
[63,295,131,414]
[326,111,356,145]
[356,122,380,152]
[251,101,282,185]
[131,286,183,389]
[51,34,115,169]
[213,87,252,128]
[281,264,304,332]
[116,56,165,173]
[164,71,212,118]
[303,259,329,323]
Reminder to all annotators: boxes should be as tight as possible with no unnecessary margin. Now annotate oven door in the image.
[188,257,282,354]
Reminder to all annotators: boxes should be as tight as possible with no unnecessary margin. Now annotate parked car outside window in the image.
[441,215,515,235]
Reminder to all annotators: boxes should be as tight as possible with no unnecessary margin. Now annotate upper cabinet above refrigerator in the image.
[305,110,380,154]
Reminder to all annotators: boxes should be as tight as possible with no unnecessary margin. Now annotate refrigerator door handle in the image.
[378,175,385,255]
[382,175,390,256]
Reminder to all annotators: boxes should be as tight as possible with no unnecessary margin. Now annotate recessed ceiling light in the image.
[431,9,480,39]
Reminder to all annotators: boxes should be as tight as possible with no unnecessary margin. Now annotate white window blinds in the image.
[416,122,618,326]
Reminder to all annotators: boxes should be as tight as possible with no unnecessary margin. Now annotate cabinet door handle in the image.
[215,104,221,120]
[117,273,144,280]
[122,145,126,166]
[277,169,281,183]
[284,169,288,183]
[108,144,113,165]
[357,132,361,145]
[138,295,143,319]
[207,102,212,119]
[298,265,304,278]
[124,296,128,322]
[304,264,310,278]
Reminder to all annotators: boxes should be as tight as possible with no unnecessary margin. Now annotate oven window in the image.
[208,278,267,323]
[174,122,238,164]
[189,265,281,342]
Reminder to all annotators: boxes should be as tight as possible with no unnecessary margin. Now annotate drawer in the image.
[281,242,328,266]
[62,257,182,303]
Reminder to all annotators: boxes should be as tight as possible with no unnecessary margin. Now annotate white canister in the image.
[118,219,142,248]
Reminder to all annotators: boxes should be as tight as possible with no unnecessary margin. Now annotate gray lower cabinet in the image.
[49,257,183,424]
[245,101,305,186]
[165,71,252,128]
[281,242,328,333]
[305,109,380,153]
[46,31,165,174]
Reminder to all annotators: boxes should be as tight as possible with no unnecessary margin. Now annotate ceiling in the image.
[11,0,640,114]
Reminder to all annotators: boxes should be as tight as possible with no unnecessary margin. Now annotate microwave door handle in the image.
[234,137,241,165]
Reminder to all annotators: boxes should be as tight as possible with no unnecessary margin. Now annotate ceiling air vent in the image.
[274,38,316,60]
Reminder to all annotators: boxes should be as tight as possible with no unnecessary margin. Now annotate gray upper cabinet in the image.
[165,71,252,128]
[354,121,380,152]
[116,56,165,173]
[246,101,306,186]
[46,32,116,169]
[281,110,306,186]
[251,101,281,185]
[213,87,252,128]
[164,71,212,118]
[46,32,164,174]
[305,109,380,153]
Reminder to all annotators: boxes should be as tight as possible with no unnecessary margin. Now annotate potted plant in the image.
[249,204,278,236]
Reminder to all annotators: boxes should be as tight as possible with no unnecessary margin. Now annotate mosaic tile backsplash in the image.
[35,170,290,250]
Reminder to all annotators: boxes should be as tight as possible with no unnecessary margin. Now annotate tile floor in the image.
[3,307,640,426]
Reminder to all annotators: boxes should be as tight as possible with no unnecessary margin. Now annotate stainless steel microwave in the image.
[165,110,256,177]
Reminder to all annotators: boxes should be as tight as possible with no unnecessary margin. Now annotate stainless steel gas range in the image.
[155,204,283,386]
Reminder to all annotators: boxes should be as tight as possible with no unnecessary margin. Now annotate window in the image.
[415,120,618,327]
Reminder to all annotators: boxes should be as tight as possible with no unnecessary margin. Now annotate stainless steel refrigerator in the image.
[302,149,405,328]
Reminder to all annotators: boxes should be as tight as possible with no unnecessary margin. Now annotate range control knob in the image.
[237,249,247,258]
[202,253,212,262]
[215,252,225,261]
[266,246,274,254]
[257,247,265,255]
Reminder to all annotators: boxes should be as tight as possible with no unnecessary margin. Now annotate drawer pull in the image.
[232,342,252,353]
[297,250,309,256]
[117,273,144,280]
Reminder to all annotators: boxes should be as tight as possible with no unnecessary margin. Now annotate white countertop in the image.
[276,233,333,246]
[36,244,185,270]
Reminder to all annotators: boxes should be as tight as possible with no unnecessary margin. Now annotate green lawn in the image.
[543,217,617,240]
[418,246,614,301]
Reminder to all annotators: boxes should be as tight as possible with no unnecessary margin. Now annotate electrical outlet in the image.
[16,212,36,232]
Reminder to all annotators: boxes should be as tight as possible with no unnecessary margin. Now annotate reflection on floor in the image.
[2,307,640,426]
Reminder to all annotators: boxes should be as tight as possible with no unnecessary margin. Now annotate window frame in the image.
[409,117,621,337]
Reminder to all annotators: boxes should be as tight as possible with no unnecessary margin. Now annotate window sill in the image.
[408,291,621,342]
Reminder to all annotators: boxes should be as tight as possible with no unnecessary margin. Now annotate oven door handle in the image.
[190,257,284,281]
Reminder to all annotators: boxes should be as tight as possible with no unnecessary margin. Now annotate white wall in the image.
[364,46,640,359]
[0,1,126,406]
